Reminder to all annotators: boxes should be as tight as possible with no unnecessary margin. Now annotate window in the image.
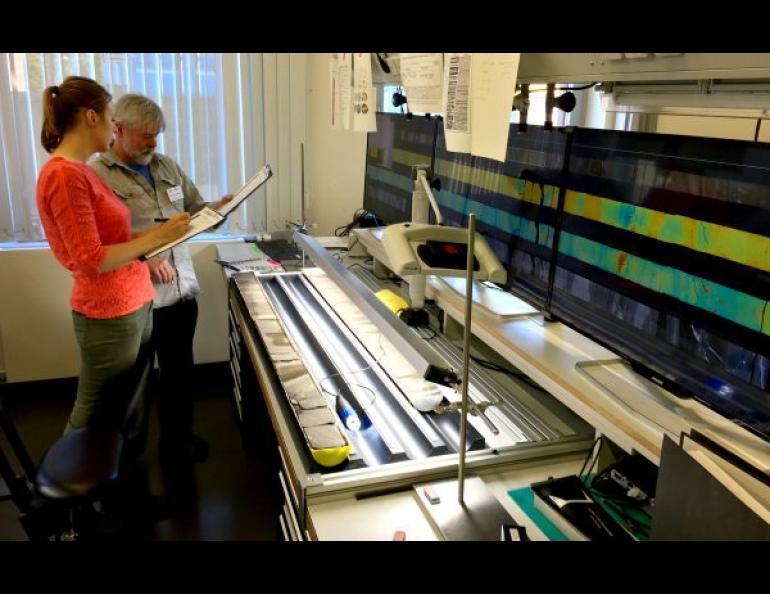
[509,84,574,127]
[381,85,405,114]
[0,53,298,243]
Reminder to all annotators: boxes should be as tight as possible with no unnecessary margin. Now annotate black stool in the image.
[1,393,125,540]
[35,428,123,540]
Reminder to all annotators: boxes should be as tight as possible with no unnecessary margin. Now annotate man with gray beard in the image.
[90,94,232,464]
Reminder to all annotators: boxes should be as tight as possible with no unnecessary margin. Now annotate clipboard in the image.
[141,164,272,260]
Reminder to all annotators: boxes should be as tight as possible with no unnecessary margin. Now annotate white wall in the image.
[0,241,231,383]
[0,247,77,382]
[189,242,231,366]
[304,53,367,235]
[581,87,610,129]
[655,115,761,141]
[575,88,636,131]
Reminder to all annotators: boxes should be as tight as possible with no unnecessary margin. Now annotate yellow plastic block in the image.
[375,289,409,316]
[311,444,352,467]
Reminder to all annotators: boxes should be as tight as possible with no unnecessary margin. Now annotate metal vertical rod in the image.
[458,213,476,504]
[410,168,430,309]
[300,142,306,223]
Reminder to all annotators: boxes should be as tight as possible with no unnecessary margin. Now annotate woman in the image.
[36,76,190,454]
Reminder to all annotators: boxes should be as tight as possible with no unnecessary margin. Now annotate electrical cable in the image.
[315,333,387,410]
[595,496,651,536]
[523,82,599,92]
[558,82,599,91]
[574,437,654,538]
[320,380,377,408]
[468,354,544,390]
[578,436,604,482]
[415,324,437,340]
[335,208,368,236]
[346,262,374,275]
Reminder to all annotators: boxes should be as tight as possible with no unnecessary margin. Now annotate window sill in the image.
[0,233,256,252]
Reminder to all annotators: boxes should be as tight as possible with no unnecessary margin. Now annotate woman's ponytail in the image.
[40,85,63,153]
[39,77,112,154]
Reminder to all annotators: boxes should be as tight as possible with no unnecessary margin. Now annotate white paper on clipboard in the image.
[216,164,272,217]
[143,164,273,259]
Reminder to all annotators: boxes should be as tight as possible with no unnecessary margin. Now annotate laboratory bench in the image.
[219,239,770,541]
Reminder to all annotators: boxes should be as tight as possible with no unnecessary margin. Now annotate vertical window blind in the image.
[0,53,301,242]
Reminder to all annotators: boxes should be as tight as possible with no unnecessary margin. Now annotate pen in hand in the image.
[156,212,200,223]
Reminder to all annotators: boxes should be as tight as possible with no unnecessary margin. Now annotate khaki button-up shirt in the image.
[89,149,207,309]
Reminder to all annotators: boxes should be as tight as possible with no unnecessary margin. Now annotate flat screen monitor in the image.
[363,113,437,225]
[549,128,770,441]
[433,121,566,311]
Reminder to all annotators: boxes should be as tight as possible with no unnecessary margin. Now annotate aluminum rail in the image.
[348,264,561,442]
[294,231,458,386]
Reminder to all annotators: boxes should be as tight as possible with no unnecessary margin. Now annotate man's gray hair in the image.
[113,93,166,131]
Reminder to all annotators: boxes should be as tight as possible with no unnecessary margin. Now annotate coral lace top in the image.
[36,157,154,318]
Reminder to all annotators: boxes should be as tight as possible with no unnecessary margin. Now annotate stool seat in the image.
[35,428,123,500]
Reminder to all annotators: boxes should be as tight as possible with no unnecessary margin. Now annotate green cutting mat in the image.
[507,486,569,541]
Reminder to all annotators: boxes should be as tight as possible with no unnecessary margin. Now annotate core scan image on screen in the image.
[365,112,770,441]
[363,113,438,225]
[550,128,770,440]
[433,121,566,310]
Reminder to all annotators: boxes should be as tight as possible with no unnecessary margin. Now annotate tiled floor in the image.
[0,364,283,541]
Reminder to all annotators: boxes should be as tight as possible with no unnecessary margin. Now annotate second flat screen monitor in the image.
[363,113,437,225]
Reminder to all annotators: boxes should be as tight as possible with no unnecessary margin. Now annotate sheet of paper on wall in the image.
[338,53,353,130]
[400,53,444,114]
[470,53,520,162]
[352,53,377,132]
[442,52,472,154]
[329,54,342,129]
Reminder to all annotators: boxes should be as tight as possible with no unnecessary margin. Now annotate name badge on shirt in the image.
[167,185,184,202]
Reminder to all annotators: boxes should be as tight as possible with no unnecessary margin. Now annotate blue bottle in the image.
[336,395,362,431]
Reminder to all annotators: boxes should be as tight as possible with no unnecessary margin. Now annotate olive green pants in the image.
[67,301,154,454]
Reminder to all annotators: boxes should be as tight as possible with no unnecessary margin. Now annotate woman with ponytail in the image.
[36,76,191,455]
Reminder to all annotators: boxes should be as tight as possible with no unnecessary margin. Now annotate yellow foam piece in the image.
[375,289,409,316]
[311,444,352,467]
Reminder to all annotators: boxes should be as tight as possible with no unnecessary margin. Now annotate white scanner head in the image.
[381,222,507,284]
